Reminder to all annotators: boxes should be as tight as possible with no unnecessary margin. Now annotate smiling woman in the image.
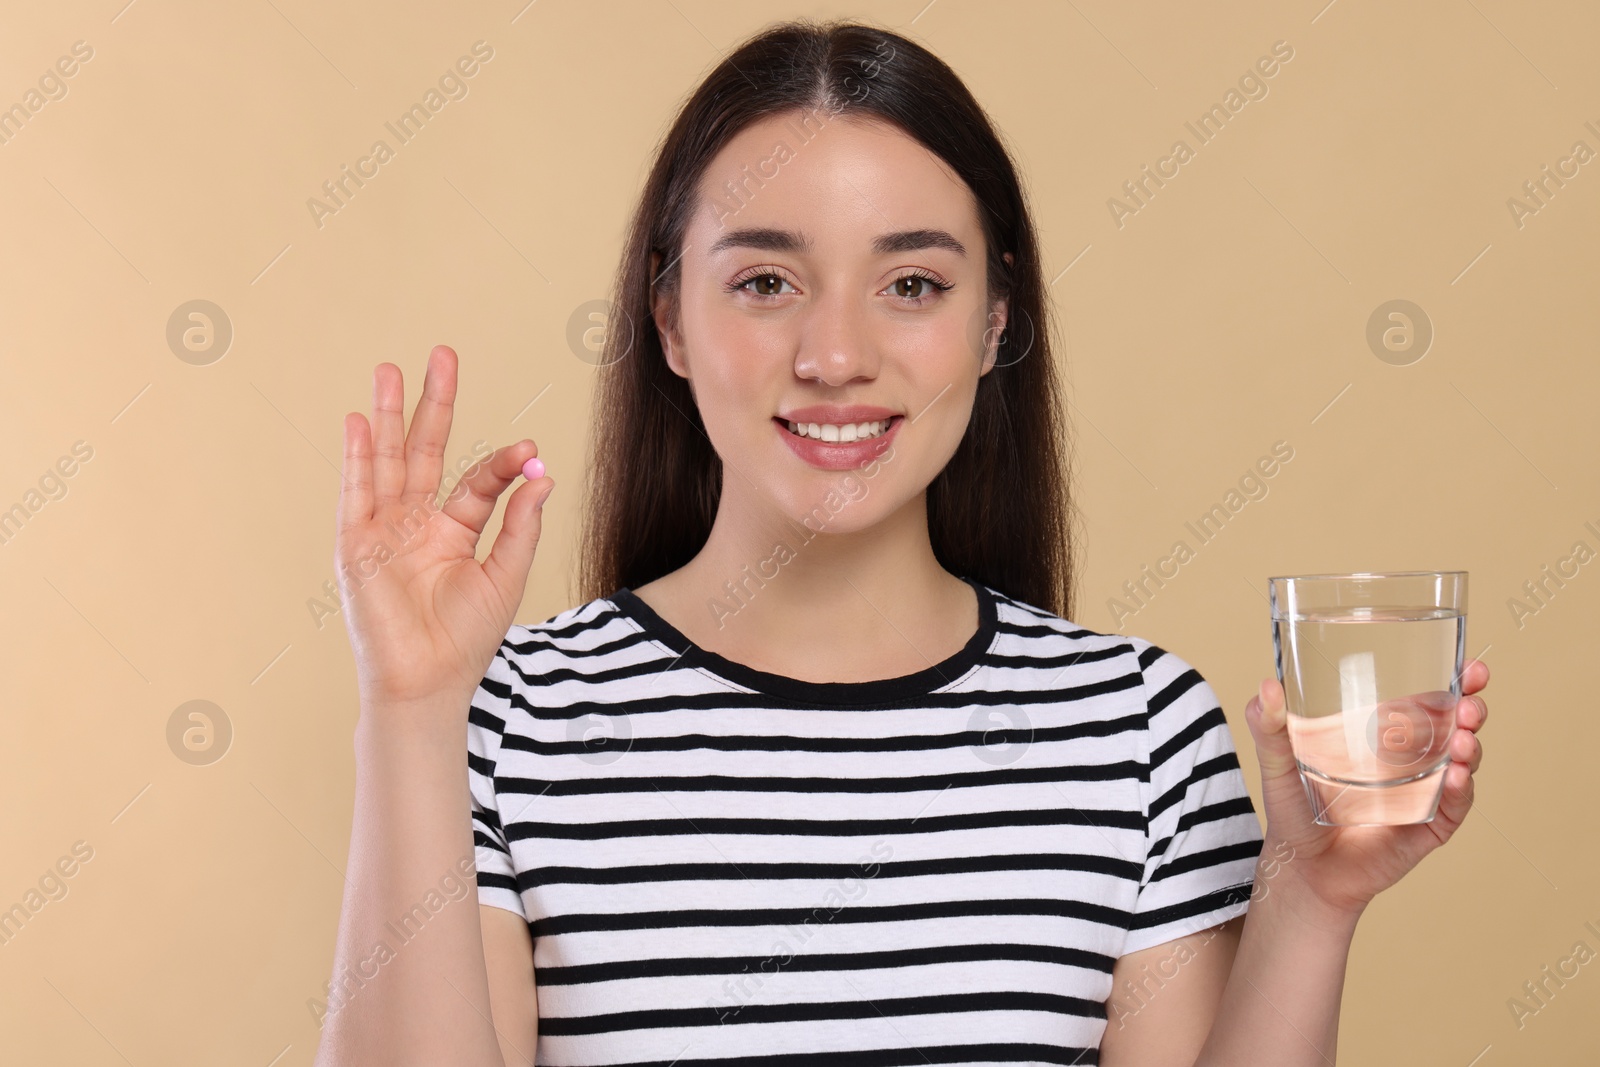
[469,15,1267,1064]
[320,14,1489,1067]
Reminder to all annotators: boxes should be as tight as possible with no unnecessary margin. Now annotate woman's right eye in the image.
[729,273,795,298]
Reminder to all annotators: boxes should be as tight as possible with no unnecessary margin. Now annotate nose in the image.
[790,288,880,387]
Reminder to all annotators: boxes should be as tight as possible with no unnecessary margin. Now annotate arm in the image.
[1103,833,1299,1063]
[1105,665,1490,1065]
[481,904,539,1066]
[316,346,555,1065]
[1191,877,1358,1065]
[1107,851,1356,1067]
[470,653,540,1064]
[1100,872,1357,1067]
[1100,639,1264,1065]
[1101,917,1244,1065]
[1192,667,1488,1065]
[314,707,508,1066]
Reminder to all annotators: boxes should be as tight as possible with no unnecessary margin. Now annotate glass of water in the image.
[1268,571,1467,826]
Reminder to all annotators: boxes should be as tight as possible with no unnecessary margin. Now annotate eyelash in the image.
[723,266,954,305]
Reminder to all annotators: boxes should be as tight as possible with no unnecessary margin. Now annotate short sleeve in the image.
[1122,639,1264,955]
[467,642,527,918]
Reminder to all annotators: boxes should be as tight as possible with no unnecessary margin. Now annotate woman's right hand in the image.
[335,344,554,719]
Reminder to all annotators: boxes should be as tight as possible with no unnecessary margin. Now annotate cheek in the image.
[962,309,993,365]
[682,333,789,457]
[679,300,772,389]
[698,328,785,407]
[923,386,981,468]
[890,313,990,403]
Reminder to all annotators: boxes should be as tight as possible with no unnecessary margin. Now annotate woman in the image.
[317,18,1489,1067]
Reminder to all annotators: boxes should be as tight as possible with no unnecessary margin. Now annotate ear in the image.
[650,249,690,380]
[978,252,1015,378]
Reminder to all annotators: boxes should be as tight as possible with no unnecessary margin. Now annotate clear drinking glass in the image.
[1268,571,1467,826]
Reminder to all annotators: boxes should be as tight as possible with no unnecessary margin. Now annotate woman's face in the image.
[653,109,1011,534]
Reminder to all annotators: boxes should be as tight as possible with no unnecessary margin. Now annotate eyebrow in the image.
[707,226,968,258]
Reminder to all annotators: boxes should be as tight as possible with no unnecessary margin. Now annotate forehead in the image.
[689,110,983,255]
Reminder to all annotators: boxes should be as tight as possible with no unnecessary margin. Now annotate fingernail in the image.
[522,457,545,481]
[535,481,554,510]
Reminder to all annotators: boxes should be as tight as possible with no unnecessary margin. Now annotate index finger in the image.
[439,439,540,536]
[1460,658,1489,696]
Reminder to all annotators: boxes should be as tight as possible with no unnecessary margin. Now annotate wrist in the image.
[1260,866,1366,939]
[355,690,473,746]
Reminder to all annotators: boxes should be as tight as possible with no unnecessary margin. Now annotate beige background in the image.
[1,0,1595,1062]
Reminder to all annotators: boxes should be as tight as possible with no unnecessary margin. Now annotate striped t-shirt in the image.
[468,574,1263,1066]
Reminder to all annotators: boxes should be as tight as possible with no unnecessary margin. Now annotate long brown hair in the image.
[576,17,1081,620]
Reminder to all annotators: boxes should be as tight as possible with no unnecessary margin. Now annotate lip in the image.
[776,404,900,424]
[774,413,903,471]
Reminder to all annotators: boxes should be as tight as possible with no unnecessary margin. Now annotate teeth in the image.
[784,419,894,442]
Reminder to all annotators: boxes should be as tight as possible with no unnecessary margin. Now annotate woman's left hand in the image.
[1243,659,1489,921]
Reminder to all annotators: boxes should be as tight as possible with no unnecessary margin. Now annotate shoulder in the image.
[982,583,1177,683]
[470,592,639,735]
[983,583,1135,658]
[981,584,1221,734]
[501,592,635,665]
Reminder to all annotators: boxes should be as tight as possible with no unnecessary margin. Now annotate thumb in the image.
[1245,677,1299,784]
[481,474,554,607]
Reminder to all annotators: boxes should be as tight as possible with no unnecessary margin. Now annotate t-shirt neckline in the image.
[606,575,999,707]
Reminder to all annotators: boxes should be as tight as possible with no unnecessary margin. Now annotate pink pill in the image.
[522,457,545,481]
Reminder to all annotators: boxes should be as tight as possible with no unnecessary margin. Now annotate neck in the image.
[662,485,971,671]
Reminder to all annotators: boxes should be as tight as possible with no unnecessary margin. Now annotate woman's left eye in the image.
[886,272,953,302]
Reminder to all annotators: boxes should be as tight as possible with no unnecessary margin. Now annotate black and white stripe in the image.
[468,576,1263,1065]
